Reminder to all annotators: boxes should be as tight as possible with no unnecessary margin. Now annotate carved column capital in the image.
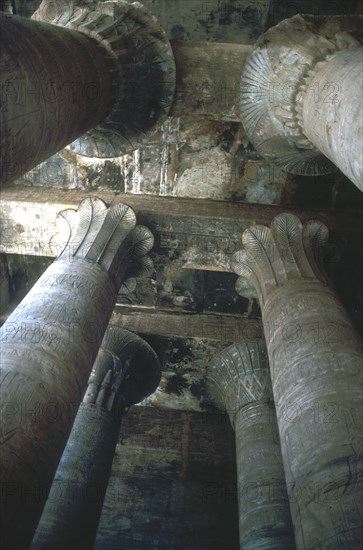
[240,14,362,176]
[207,341,271,428]
[207,341,296,549]
[83,326,161,413]
[31,326,161,549]
[33,0,176,157]
[0,197,155,548]
[52,196,154,290]
[231,212,329,306]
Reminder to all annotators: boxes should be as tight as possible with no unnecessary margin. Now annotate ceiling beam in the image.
[111,307,262,342]
[0,186,361,271]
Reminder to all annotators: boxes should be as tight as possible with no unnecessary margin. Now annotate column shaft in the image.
[0,14,118,185]
[207,342,295,549]
[300,48,363,190]
[31,327,161,550]
[0,260,116,548]
[0,198,154,549]
[31,404,120,550]
[263,279,362,549]
[232,213,363,549]
[235,402,295,550]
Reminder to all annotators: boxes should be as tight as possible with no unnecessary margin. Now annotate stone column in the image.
[207,341,295,550]
[31,326,161,550]
[240,14,363,190]
[231,213,363,549]
[0,0,175,185]
[0,197,154,549]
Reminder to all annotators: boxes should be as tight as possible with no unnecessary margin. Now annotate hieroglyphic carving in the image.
[240,14,362,178]
[0,197,154,549]
[149,212,248,270]
[231,212,363,549]
[1,186,360,260]
[207,341,270,427]
[31,326,160,550]
[207,341,295,549]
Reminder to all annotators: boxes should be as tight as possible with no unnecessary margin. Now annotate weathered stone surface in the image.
[240,14,363,188]
[0,198,154,549]
[1,186,361,260]
[112,309,262,342]
[31,327,161,550]
[171,42,252,121]
[139,0,270,44]
[207,341,295,549]
[32,0,176,158]
[299,47,363,190]
[13,116,291,205]
[141,335,239,412]
[232,213,363,549]
[8,0,359,44]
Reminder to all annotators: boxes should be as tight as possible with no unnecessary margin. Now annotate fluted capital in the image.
[51,197,154,291]
[240,14,362,175]
[231,213,329,305]
[207,341,271,427]
[33,0,176,157]
[83,326,161,412]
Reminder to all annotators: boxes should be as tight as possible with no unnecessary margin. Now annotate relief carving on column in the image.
[0,197,155,549]
[33,0,176,157]
[52,196,154,287]
[31,326,161,550]
[207,341,296,549]
[231,212,330,306]
[207,340,271,428]
[240,14,362,174]
[230,212,363,549]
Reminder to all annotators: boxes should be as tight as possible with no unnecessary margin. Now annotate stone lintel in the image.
[1,187,360,272]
